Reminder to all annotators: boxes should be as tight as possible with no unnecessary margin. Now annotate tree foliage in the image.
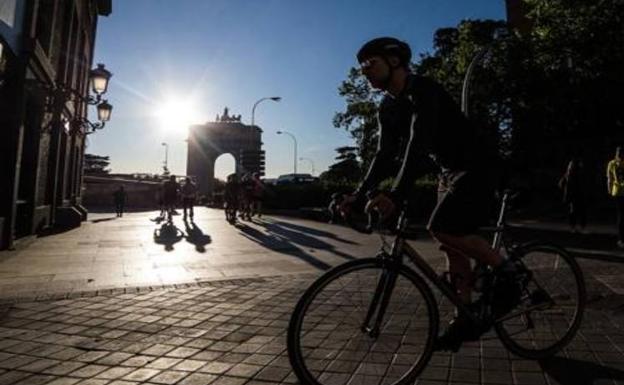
[319,146,362,186]
[334,0,624,195]
[84,154,110,175]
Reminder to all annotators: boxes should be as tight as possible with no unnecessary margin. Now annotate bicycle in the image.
[287,191,586,385]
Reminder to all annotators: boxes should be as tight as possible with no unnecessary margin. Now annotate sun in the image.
[154,97,201,135]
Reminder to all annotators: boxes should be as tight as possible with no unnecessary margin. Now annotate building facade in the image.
[0,0,111,250]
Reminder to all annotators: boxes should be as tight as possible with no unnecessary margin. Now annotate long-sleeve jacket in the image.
[355,74,493,200]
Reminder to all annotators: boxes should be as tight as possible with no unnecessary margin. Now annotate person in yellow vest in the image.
[607,146,624,248]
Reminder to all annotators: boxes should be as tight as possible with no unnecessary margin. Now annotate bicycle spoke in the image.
[495,245,585,359]
[293,262,435,385]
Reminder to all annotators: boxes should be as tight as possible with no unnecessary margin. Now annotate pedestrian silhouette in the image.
[113,185,127,217]
[558,157,587,233]
[607,146,624,248]
[181,177,198,220]
[162,175,180,223]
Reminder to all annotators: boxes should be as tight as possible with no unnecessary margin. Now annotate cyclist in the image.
[340,37,519,351]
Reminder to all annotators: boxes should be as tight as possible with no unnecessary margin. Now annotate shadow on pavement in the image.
[257,220,357,261]
[153,222,184,251]
[183,219,212,253]
[91,217,117,223]
[236,223,332,271]
[540,356,624,384]
[269,220,359,245]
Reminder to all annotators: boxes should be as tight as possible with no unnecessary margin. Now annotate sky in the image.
[89,0,506,180]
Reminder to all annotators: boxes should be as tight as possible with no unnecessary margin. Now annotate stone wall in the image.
[83,176,161,210]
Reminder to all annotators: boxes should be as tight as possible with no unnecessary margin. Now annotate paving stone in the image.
[122,367,161,382]
[17,358,61,372]
[226,363,263,378]
[74,379,110,385]
[199,362,235,375]
[177,372,218,385]
[95,352,135,366]
[0,370,31,384]
[148,370,190,384]
[171,359,205,372]
[75,351,111,363]
[13,373,56,384]
[165,347,200,359]
[209,376,247,385]
[121,355,154,367]
[253,365,291,382]
[43,361,87,375]
[94,366,134,379]
[45,378,82,385]
[0,354,38,369]
[70,364,110,378]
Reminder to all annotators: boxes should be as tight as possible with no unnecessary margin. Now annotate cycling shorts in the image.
[427,170,494,235]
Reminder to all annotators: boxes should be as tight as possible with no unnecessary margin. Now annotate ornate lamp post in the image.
[36,63,114,134]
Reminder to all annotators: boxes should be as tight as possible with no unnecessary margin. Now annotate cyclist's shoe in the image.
[434,315,485,352]
[491,261,524,317]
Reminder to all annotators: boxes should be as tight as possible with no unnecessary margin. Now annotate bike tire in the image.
[495,242,586,360]
[287,258,439,385]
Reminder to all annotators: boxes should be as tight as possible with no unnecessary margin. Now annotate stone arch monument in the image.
[187,107,264,195]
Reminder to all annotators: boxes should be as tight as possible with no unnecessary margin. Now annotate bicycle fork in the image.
[361,258,399,338]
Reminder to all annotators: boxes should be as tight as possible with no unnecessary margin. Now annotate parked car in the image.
[276,173,319,185]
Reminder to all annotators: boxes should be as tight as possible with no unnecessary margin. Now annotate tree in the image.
[84,154,110,175]
[334,20,513,171]
[319,146,362,185]
[333,68,383,170]
[334,4,624,196]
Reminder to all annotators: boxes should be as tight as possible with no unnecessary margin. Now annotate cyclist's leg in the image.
[434,233,503,268]
[433,240,473,304]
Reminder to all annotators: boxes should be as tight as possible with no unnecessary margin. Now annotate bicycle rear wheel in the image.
[287,258,438,385]
[495,242,586,359]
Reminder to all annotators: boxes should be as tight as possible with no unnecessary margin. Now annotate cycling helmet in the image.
[357,37,412,67]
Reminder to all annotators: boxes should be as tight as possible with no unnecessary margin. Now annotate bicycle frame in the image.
[362,192,513,334]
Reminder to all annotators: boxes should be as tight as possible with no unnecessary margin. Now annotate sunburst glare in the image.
[154,96,202,136]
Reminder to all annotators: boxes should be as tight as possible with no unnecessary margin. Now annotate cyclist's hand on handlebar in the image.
[365,192,396,223]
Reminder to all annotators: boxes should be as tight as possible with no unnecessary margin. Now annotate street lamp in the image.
[251,96,281,131]
[277,130,297,175]
[299,157,315,175]
[34,63,114,134]
[89,63,113,97]
[161,142,170,176]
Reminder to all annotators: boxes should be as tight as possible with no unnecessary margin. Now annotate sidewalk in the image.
[507,219,624,262]
[0,208,624,384]
[0,272,623,385]
[0,209,385,302]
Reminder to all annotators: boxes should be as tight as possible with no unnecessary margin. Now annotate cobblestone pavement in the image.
[0,260,623,385]
[1,209,624,384]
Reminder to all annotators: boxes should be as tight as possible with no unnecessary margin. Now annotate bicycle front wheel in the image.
[495,242,586,359]
[287,258,438,385]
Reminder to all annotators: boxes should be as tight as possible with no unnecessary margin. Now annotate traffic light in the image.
[239,149,265,176]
